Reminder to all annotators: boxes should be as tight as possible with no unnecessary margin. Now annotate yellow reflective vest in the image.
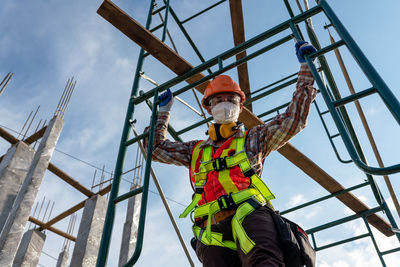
[180,133,276,254]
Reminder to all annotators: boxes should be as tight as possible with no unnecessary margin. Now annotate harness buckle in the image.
[243,168,256,177]
[213,157,227,171]
[217,194,236,210]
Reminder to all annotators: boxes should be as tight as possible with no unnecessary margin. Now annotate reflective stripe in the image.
[184,133,276,254]
[218,169,238,194]
[249,175,275,201]
[194,188,262,218]
[179,193,202,218]
[232,202,257,254]
[190,141,204,182]
[181,142,208,218]
[194,188,266,243]
[193,226,236,250]
[225,151,248,167]
[203,146,212,161]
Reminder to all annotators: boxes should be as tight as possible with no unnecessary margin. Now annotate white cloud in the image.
[287,194,306,207]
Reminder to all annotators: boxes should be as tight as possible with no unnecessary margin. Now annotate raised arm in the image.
[143,88,199,168]
[246,41,317,159]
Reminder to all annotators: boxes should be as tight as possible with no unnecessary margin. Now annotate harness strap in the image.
[179,193,202,218]
[232,199,262,254]
[194,188,264,218]
[193,226,236,250]
[195,188,266,243]
[192,198,264,254]
[187,134,276,254]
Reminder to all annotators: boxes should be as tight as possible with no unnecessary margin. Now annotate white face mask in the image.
[211,102,240,124]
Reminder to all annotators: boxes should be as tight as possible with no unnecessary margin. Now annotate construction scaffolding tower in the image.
[95,0,400,266]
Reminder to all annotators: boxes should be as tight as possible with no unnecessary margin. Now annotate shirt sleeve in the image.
[246,63,317,159]
[143,111,199,169]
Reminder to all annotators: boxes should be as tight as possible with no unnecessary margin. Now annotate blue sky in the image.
[1,0,400,266]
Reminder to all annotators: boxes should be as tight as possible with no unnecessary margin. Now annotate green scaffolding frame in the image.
[95,0,400,266]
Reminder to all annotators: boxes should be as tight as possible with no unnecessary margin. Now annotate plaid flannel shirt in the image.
[146,63,316,180]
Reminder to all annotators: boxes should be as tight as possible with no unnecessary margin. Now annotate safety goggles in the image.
[209,93,241,106]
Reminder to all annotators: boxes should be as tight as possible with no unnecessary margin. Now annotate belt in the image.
[201,209,236,228]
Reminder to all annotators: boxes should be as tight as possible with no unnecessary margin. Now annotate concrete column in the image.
[0,116,64,266]
[70,195,107,267]
[56,248,69,267]
[118,185,142,267]
[0,142,35,231]
[12,229,46,267]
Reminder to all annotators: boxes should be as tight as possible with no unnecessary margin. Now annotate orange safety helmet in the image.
[202,75,246,108]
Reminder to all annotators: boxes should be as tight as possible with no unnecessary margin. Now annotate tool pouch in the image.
[270,211,316,267]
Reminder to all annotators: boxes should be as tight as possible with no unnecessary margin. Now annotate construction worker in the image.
[145,40,317,266]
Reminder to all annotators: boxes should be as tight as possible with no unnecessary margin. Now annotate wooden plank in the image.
[38,184,111,231]
[228,0,252,111]
[48,163,95,197]
[97,0,393,237]
[0,126,18,144]
[279,144,393,236]
[23,126,47,145]
[97,0,193,75]
[29,216,76,241]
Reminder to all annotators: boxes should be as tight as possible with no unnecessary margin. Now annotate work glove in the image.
[295,40,316,63]
[158,88,174,112]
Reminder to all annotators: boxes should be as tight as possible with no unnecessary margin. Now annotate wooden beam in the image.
[229,0,252,111]
[38,184,112,231]
[23,126,47,145]
[48,163,94,197]
[97,0,209,94]
[0,126,18,144]
[0,126,94,197]
[97,0,393,237]
[278,144,393,237]
[29,216,76,241]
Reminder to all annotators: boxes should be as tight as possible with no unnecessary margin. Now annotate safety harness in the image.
[179,134,276,254]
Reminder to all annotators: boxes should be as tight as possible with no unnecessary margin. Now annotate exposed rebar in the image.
[36,196,46,228]
[18,110,33,140]
[100,165,105,191]
[68,214,77,251]
[57,78,73,117]
[47,201,55,222]
[54,78,71,117]
[34,119,47,149]
[91,169,97,191]
[32,119,43,141]
[42,199,51,222]
[0,72,13,96]
[29,201,39,230]
[23,105,40,139]
[60,80,77,118]
[63,214,74,249]
[55,77,77,119]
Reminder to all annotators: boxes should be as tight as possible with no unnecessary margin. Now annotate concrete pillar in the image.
[56,248,69,267]
[12,229,46,267]
[70,195,107,267]
[0,142,35,231]
[118,185,142,267]
[0,116,64,266]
